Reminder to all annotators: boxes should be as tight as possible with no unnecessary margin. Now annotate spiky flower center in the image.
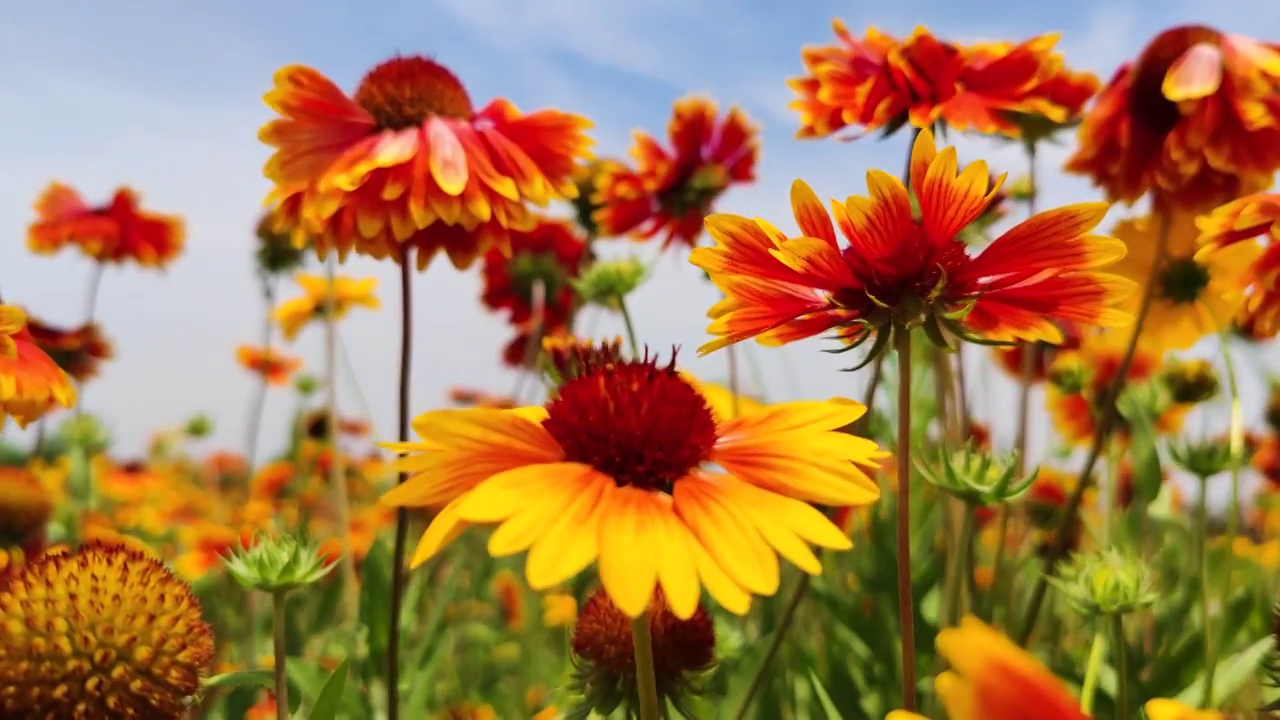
[1158,256,1212,304]
[541,353,717,492]
[354,55,474,130]
[571,589,715,684]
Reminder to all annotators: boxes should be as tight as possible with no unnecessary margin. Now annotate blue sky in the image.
[0,0,1277,481]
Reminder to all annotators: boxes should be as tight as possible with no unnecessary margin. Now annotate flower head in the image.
[22,315,113,383]
[886,617,1087,720]
[380,345,884,618]
[569,588,715,719]
[273,272,380,341]
[571,159,623,237]
[0,309,77,429]
[1111,209,1260,349]
[691,129,1135,363]
[255,210,307,276]
[27,183,185,267]
[0,467,53,543]
[260,56,594,270]
[1049,548,1160,617]
[1197,192,1280,339]
[0,543,215,719]
[236,344,302,385]
[1066,27,1280,211]
[481,217,587,325]
[593,97,758,251]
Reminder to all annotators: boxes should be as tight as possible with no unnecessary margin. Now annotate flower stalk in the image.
[387,251,415,720]
[271,589,289,720]
[323,257,358,625]
[895,327,917,711]
[630,615,661,720]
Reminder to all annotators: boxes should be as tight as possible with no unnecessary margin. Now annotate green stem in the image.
[618,298,641,359]
[631,615,661,720]
[943,506,975,628]
[1198,477,1217,707]
[894,329,918,712]
[1080,628,1107,715]
[272,591,289,720]
[983,505,1011,623]
[1112,614,1130,720]
[323,258,358,626]
[387,251,415,720]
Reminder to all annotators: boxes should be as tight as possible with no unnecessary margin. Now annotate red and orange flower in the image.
[593,97,758,251]
[259,55,594,270]
[236,345,302,385]
[481,217,587,325]
[1067,27,1280,211]
[1197,192,1280,339]
[0,305,77,430]
[690,129,1135,358]
[23,315,113,383]
[26,183,185,268]
[789,24,1095,140]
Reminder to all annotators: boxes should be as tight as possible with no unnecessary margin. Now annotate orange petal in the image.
[1163,42,1224,101]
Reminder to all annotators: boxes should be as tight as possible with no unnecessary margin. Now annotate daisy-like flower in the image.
[0,307,77,430]
[260,55,594,270]
[789,24,1081,140]
[690,129,1135,362]
[26,182,185,268]
[236,344,302,385]
[273,272,380,341]
[24,314,114,383]
[1197,192,1280,339]
[1045,330,1188,446]
[886,617,1088,720]
[0,542,215,719]
[379,344,885,618]
[1110,209,1261,349]
[593,97,758,251]
[1066,26,1280,212]
[481,217,587,325]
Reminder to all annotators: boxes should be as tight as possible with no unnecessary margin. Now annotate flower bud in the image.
[1168,437,1238,480]
[571,258,648,312]
[1160,358,1219,405]
[222,532,335,594]
[1049,548,1159,618]
[184,413,214,439]
[917,445,1036,506]
[57,413,111,455]
[294,373,319,396]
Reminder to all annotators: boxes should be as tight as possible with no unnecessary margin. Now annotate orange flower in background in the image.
[690,129,1135,358]
[26,182,185,267]
[259,55,594,270]
[887,617,1087,720]
[992,325,1081,383]
[448,387,517,409]
[23,315,113,383]
[789,23,1089,140]
[273,273,380,341]
[593,97,758,250]
[1198,192,1280,339]
[236,344,302,385]
[250,460,296,501]
[481,217,587,324]
[1066,26,1280,211]
[0,306,77,430]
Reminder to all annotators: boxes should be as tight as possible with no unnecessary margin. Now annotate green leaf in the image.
[202,669,275,692]
[306,657,350,720]
[1174,636,1276,706]
[808,669,847,720]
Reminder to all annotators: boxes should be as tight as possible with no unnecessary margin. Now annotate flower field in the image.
[4,9,1280,720]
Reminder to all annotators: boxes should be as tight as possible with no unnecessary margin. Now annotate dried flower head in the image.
[0,543,215,718]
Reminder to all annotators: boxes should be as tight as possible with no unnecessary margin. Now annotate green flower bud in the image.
[1168,437,1238,480]
[917,445,1036,506]
[184,413,214,439]
[1049,548,1159,618]
[294,373,319,397]
[222,532,335,594]
[57,414,111,455]
[572,258,648,312]
[1160,358,1219,405]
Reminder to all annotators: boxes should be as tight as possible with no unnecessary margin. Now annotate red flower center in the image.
[541,352,717,492]
[354,55,474,130]
[831,232,972,324]
[571,589,716,685]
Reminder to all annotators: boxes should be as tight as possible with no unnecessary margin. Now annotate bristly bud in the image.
[1168,437,1239,481]
[294,373,319,396]
[916,444,1036,507]
[571,258,648,312]
[1160,358,1219,405]
[542,336,625,386]
[1049,548,1159,618]
[222,532,335,594]
[184,413,214,439]
[567,588,714,720]
[57,413,111,455]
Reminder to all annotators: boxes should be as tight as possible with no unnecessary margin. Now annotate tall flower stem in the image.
[323,257,358,624]
[731,355,885,720]
[941,506,975,628]
[618,299,640,358]
[387,251,415,720]
[1080,627,1107,714]
[631,615,661,720]
[894,328,917,711]
[1196,476,1216,706]
[1016,209,1172,646]
[1112,614,1130,720]
[244,275,275,474]
[83,261,105,323]
[271,590,290,720]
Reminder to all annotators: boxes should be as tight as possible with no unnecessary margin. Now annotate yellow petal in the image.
[524,470,611,589]
[455,462,592,523]
[651,500,701,620]
[597,487,661,618]
[409,496,469,567]
[674,477,779,595]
